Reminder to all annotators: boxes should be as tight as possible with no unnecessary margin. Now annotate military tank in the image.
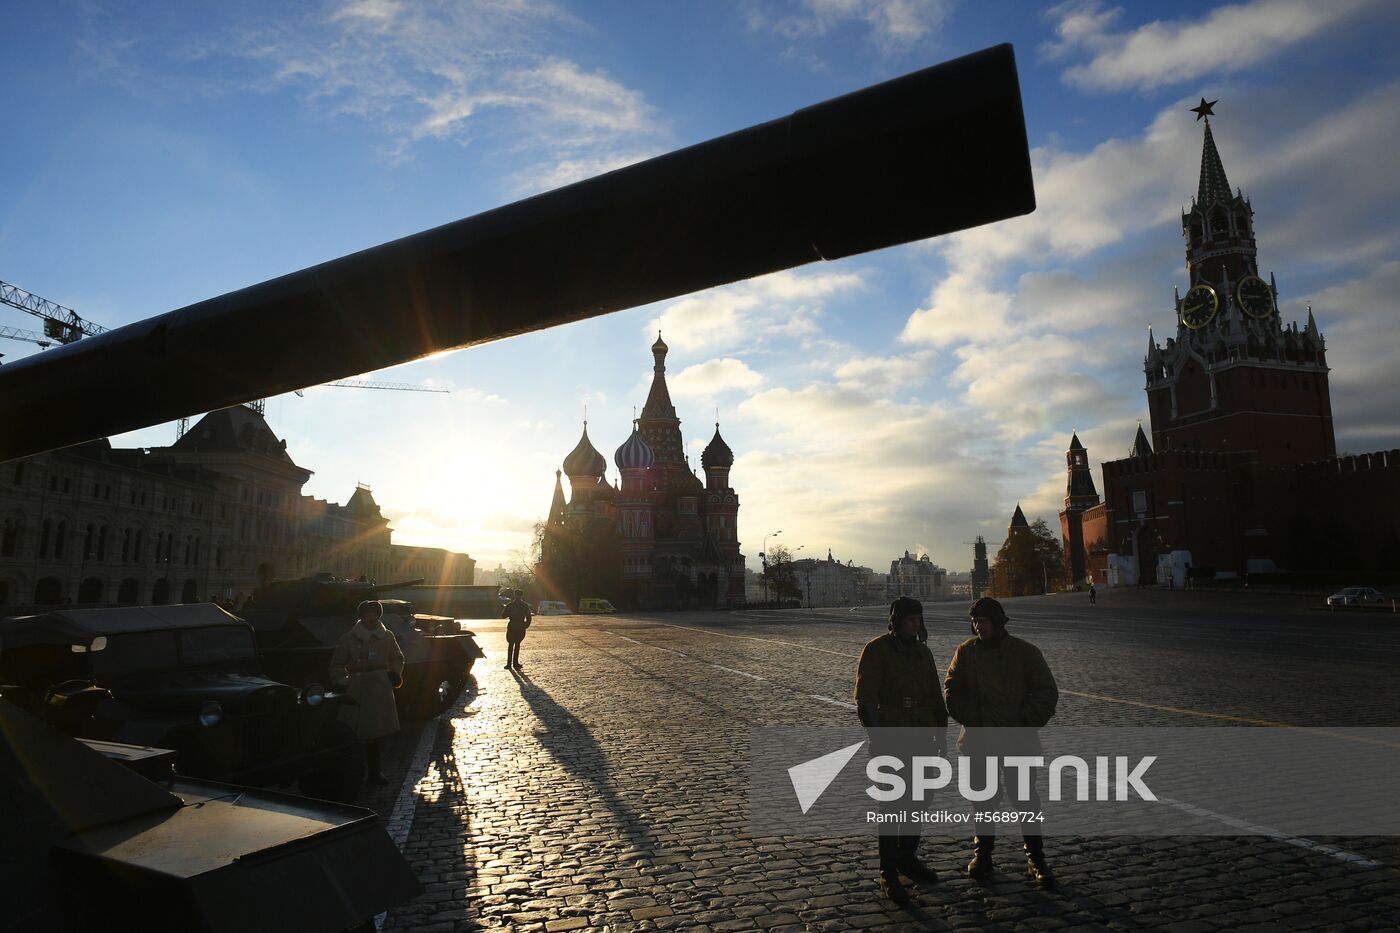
[239,574,485,719]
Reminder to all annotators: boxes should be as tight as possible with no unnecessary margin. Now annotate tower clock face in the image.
[1181,283,1219,330]
[1236,274,1273,319]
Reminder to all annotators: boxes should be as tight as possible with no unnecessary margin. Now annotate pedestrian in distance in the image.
[503,589,532,671]
[1088,582,1097,606]
[329,599,404,786]
[854,596,948,905]
[944,596,1059,888]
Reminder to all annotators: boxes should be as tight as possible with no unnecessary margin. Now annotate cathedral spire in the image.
[641,331,678,421]
[548,469,567,525]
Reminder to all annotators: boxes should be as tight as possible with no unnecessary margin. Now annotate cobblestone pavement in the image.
[367,592,1400,931]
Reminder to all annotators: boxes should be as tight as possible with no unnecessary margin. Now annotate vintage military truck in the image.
[0,602,367,802]
[239,574,485,718]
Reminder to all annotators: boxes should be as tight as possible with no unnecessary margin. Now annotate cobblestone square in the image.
[367,592,1400,931]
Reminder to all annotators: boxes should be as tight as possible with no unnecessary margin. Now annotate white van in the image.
[535,600,572,615]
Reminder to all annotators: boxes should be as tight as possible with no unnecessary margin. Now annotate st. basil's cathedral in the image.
[537,335,745,608]
[1060,100,1400,587]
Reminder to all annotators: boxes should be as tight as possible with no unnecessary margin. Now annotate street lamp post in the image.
[761,530,781,605]
[791,544,805,607]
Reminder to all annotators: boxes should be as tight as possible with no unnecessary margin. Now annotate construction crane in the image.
[179,380,451,438]
[0,279,107,344]
[0,325,53,349]
[0,278,445,436]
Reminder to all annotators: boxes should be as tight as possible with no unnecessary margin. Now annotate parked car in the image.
[0,603,367,802]
[1327,586,1388,607]
[577,598,617,614]
[536,600,572,615]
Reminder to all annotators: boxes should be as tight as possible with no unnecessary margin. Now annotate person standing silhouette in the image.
[503,589,532,671]
[329,599,404,786]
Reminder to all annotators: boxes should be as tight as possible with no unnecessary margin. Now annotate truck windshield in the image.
[179,626,257,665]
[90,631,179,675]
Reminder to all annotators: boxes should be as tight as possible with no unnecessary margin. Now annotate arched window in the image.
[184,535,192,565]
[40,519,52,558]
[97,525,108,561]
[35,577,62,604]
[0,517,20,558]
[55,521,67,559]
[133,529,143,563]
[121,528,132,562]
[79,578,104,603]
[83,523,95,559]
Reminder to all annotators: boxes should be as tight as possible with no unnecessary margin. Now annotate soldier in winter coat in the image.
[329,599,405,786]
[944,596,1059,887]
[854,596,949,905]
[502,590,532,670]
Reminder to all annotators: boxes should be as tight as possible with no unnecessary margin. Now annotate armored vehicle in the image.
[240,574,485,719]
[0,603,367,802]
[0,700,420,932]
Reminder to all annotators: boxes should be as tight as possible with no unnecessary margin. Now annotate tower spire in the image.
[1195,102,1232,206]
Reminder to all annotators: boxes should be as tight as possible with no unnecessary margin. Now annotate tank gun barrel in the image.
[0,44,1034,461]
[366,579,426,596]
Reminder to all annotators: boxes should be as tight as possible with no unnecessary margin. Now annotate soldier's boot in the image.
[366,739,389,786]
[1024,838,1055,889]
[897,836,938,884]
[878,871,911,906]
[967,835,995,881]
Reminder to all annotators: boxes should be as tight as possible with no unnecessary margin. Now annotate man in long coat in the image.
[329,599,404,786]
[502,590,532,670]
[855,596,948,905]
[944,596,1059,887]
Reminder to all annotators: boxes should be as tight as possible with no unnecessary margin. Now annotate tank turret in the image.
[242,574,426,619]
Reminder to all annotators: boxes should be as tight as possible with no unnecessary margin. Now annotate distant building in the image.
[970,536,989,598]
[988,505,1035,597]
[887,550,946,601]
[0,406,473,610]
[791,550,872,607]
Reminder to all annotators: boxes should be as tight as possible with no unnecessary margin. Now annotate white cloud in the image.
[645,268,864,354]
[235,0,664,169]
[1046,0,1379,92]
[833,350,935,392]
[670,358,765,398]
[748,0,953,52]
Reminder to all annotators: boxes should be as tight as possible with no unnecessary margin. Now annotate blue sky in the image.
[3,0,1398,572]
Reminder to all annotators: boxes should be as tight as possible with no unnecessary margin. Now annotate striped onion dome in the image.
[614,425,655,471]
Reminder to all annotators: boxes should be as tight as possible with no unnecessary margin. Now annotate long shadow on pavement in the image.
[510,668,659,863]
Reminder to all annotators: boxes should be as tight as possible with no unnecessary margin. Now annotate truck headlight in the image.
[198,701,223,727]
[302,683,326,707]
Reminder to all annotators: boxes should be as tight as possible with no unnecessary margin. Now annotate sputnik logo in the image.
[787,740,866,814]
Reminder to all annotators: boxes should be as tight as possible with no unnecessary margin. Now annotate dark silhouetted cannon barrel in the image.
[0,43,1034,460]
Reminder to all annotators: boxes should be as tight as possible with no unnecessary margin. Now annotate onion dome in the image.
[594,475,617,503]
[701,423,733,469]
[562,423,607,477]
[614,425,655,471]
